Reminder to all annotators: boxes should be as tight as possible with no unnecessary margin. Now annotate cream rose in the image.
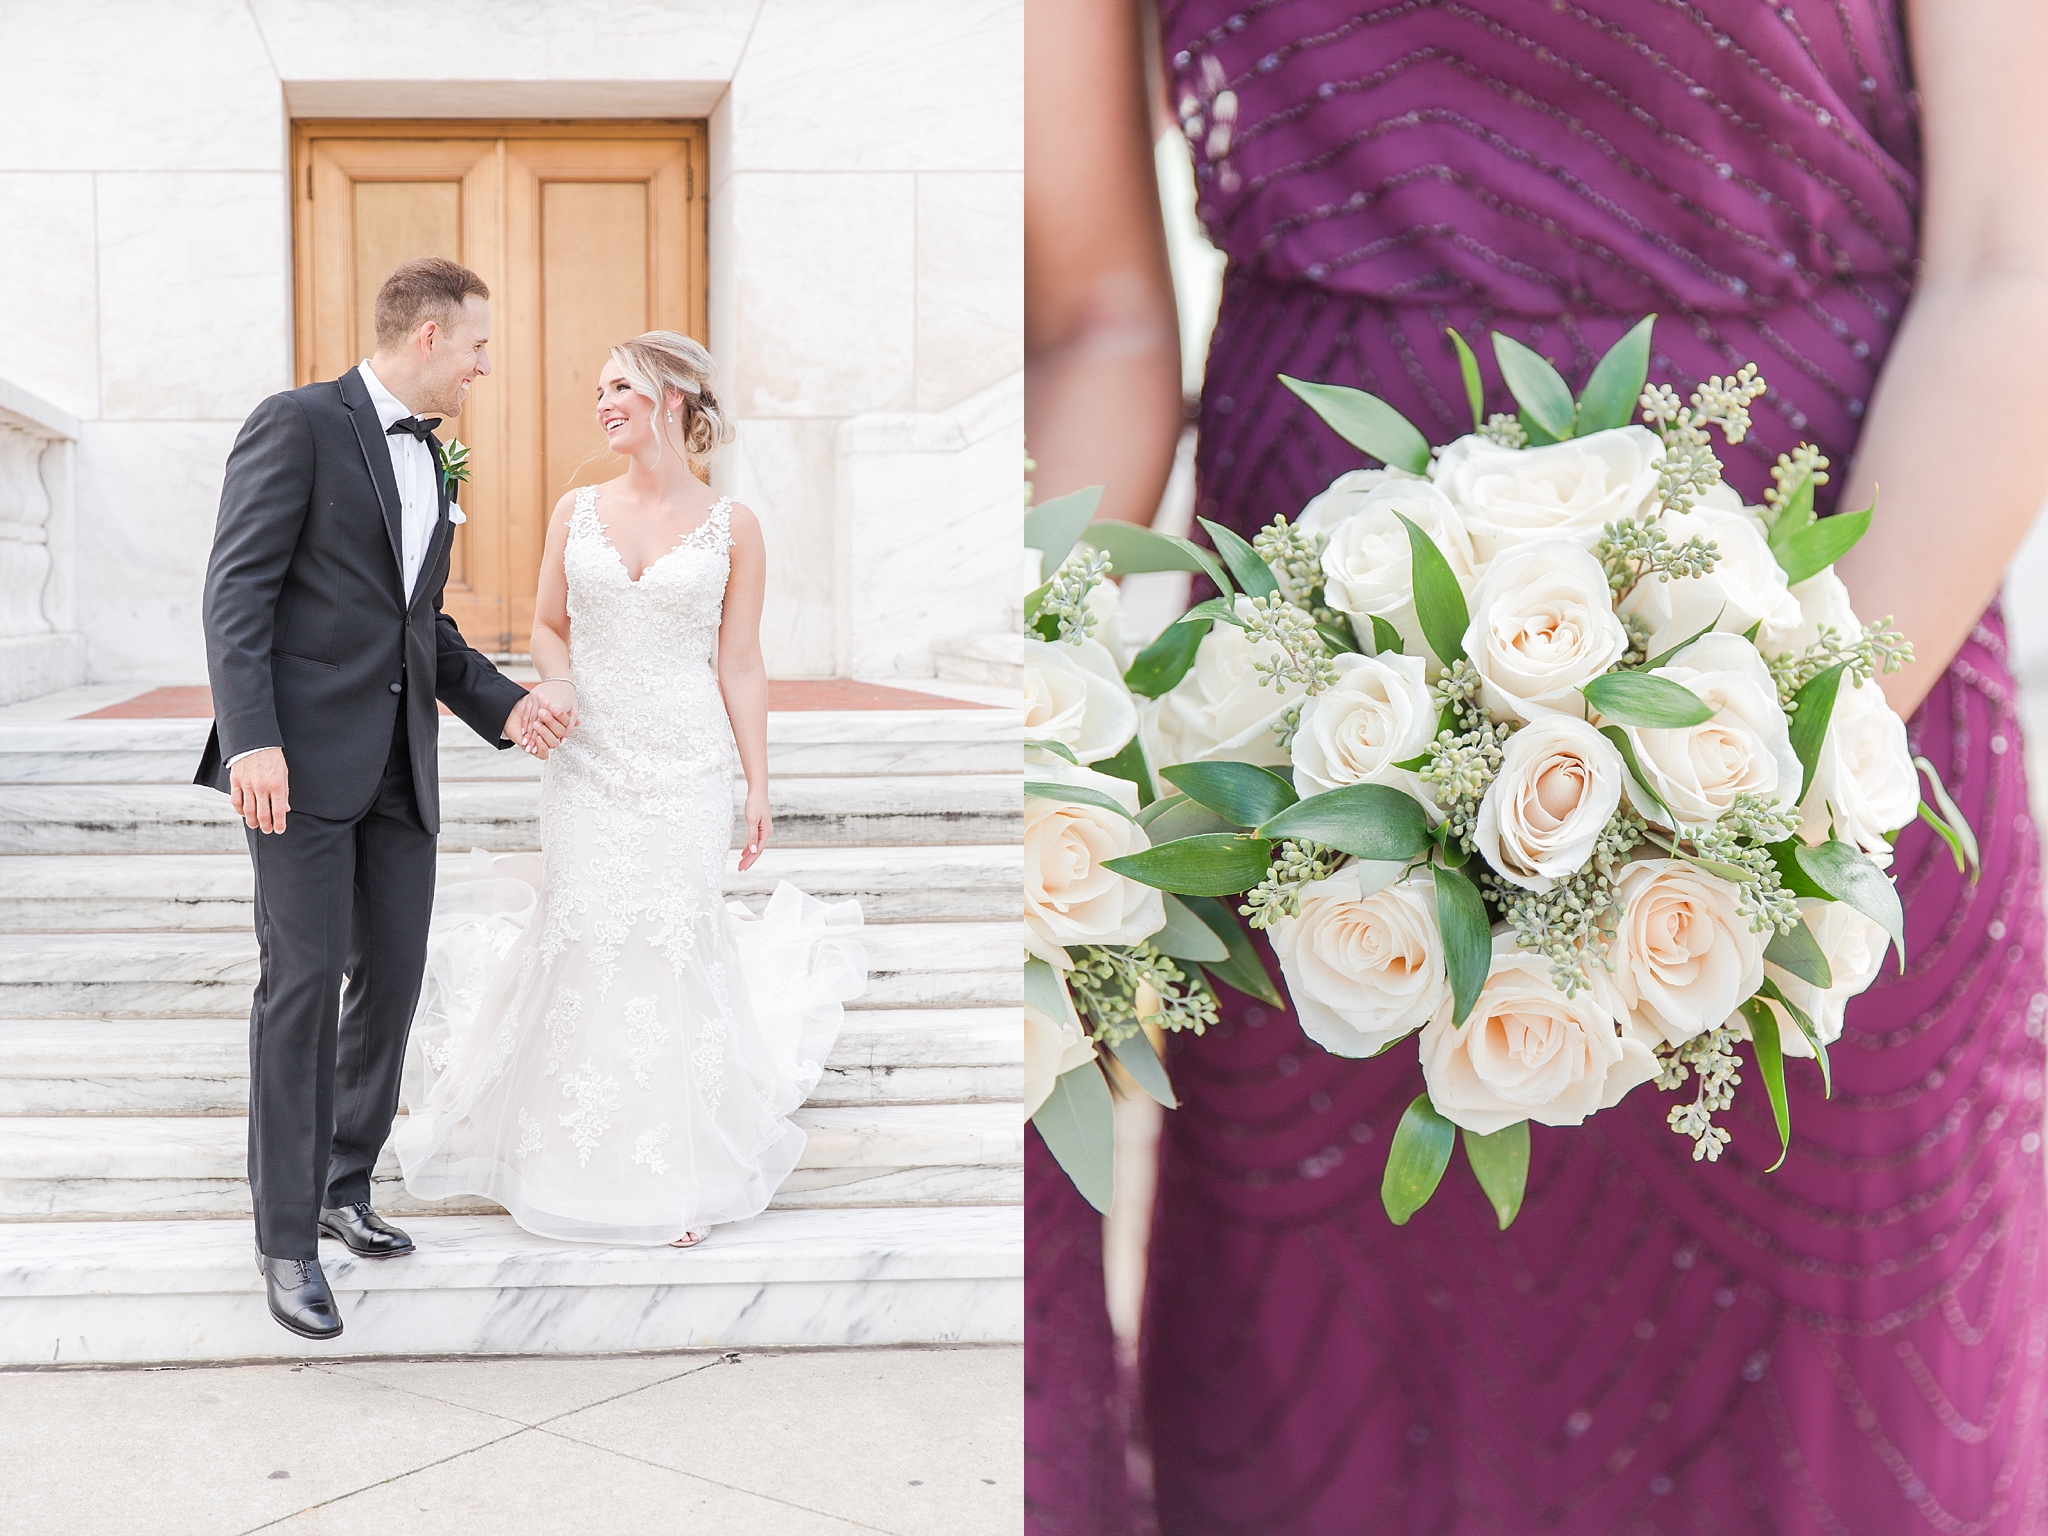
[1296,465,1425,537]
[1620,503,1803,659]
[1270,863,1450,1058]
[1607,632,1801,827]
[1290,650,1441,809]
[1024,974,1097,1117]
[1140,597,1301,768]
[1797,676,1917,865]
[1772,566,1863,661]
[1466,538,1629,721]
[1474,716,1624,891]
[1419,942,1661,1134]
[1610,860,1765,1047]
[1432,425,1663,561]
[1319,479,1480,658]
[1024,762,1165,965]
[1760,899,1889,1059]
[1023,635,1137,764]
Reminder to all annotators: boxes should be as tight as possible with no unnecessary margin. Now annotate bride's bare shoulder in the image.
[723,498,763,550]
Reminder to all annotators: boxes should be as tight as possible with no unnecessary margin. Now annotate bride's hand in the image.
[738,789,772,871]
[520,681,578,755]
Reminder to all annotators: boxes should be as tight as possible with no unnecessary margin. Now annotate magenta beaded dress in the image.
[1023,2,2048,1532]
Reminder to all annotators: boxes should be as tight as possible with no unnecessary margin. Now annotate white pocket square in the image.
[448,504,467,525]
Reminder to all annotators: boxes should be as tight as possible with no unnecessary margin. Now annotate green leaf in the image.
[1914,755,1981,883]
[1082,520,1221,581]
[1136,794,1238,842]
[1197,519,1280,601]
[1573,316,1656,436]
[1023,579,1053,625]
[1368,614,1404,656]
[1491,333,1576,441]
[1757,976,1831,1099]
[1462,1120,1530,1230]
[1518,410,1561,447]
[1152,892,1230,962]
[1393,512,1470,666]
[1768,475,1817,548]
[1763,915,1834,989]
[1108,1030,1178,1109]
[1433,863,1492,1028]
[1447,327,1485,429]
[1741,997,1793,1173]
[1160,760,1299,829]
[1091,733,1154,806]
[1795,839,1905,971]
[1787,661,1848,802]
[1382,1093,1457,1225]
[1177,894,1283,1006]
[1277,374,1432,474]
[1177,595,1244,627]
[1642,607,1725,671]
[1599,724,1673,825]
[1773,508,1872,587]
[1583,672,1715,728]
[1025,738,1079,765]
[1125,618,1210,699]
[1023,955,1071,1022]
[1317,618,1360,657]
[1024,487,1106,572]
[1765,838,1832,900]
[1103,833,1275,896]
[1259,782,1433,862]
[1024,780,1138,822]
[1032,1061,1116,1213]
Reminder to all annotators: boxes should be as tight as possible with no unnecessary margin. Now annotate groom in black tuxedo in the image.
[197,257,566,1340]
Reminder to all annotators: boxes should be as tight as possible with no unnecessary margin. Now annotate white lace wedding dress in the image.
[393,488,867,1245]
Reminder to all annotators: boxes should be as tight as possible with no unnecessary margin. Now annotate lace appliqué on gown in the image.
[394,486,867,1245]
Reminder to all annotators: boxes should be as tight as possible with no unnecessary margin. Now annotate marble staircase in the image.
[0,704,1024,1363]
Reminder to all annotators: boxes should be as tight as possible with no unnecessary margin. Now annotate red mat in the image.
[76,679,991,720]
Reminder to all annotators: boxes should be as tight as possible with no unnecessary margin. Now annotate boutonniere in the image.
[439,437,472,492]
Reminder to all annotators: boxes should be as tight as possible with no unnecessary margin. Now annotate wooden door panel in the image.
[293,122,705,656]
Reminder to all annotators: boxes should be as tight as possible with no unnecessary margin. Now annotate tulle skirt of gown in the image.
[394,849,867,1246]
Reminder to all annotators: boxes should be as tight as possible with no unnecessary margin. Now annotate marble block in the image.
[0,1207,1024,1363]
[0,174,99,420]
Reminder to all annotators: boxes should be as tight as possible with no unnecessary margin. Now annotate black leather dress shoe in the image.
[257,1253,343,1340]
[318,1202,415,1258]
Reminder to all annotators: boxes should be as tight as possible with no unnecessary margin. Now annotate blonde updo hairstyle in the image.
[606,331,734,468]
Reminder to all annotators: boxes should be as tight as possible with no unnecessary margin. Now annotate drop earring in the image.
[666,411,674,422]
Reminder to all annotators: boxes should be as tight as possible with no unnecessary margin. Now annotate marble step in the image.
[0,774,1023,855]
[0,1206,1023,1363]
[0,1010,1023,1114]
[0,845,1024,931]
[932,634,1025,690]
[0,922,1023,1018]
[0,710,1023,785]
[0,1103,1023,1221]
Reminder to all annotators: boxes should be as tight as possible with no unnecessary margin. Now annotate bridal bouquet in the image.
[1026,317,1978,1226]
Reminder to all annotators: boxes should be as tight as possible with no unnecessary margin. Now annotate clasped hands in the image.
[513,680,578,759]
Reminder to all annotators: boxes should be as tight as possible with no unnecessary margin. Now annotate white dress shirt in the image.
[357,359,441,603]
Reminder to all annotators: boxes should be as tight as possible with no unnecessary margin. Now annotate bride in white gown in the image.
[394,330,866,1247]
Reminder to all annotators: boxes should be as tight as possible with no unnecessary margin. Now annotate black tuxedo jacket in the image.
[194,365,526,832]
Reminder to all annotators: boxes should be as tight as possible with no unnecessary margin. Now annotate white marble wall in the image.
[0,0,1021,684]
[0,380,84,705]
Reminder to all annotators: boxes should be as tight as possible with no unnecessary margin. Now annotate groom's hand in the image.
[230,747,291,834]
[506,694,571,759]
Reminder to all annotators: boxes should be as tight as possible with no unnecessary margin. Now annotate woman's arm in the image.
[1833,0,2048,716]
[521,491,580,753]
[718,504,772,871]
[1025,0,1183,525]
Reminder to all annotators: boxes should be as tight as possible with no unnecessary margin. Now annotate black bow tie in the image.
[387,415,442,444]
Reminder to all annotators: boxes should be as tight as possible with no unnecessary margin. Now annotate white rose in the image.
[1296,465,1425,537]
[1024,975,1097,1117]
[1466,538,1629,721]
[1023,635,1137,765]
[1607,632,1801,827]
[1759,899,1889,1059]
[1290,650,1441,811]
[1773,567,1863,660]
[1419,942,1661,1134]
[1319,479,1480,658]
[1140,596,1301,768]
[1620,503,1803,658]
[1798,677,1917,866]
[1474,716,1624,891]
[1024,762,1165,965]
[1432,425,1663,561]
[1081,578,1133,671]
[1610,860,1765,1047]
[1271,862,1449,1059]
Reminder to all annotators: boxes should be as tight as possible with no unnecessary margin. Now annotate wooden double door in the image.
[293,121,707,654]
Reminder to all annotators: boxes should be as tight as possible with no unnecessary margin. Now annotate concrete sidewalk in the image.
[0,1344,1021,1535]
